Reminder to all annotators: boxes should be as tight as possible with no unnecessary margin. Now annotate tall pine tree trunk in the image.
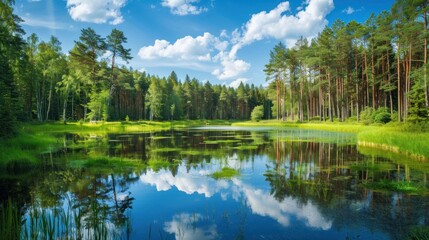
[397,42,401,122]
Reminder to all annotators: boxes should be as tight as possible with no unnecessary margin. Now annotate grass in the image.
[204,139,241,144]
[363,180,424,194]
[358,129,429,160]
[406,226,429,240]
[0,120,231,168]
[0,131,60,169]
[180,150,211,156]
[211,167,240,179]
[0,198,128,240]
[151,147,182,153]
[234,120,429,159]
[229,145,259,150]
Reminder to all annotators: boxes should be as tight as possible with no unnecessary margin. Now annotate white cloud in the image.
[22,17,67,30]
[138,0,334,81]
[342,6,355,15]
[230,0,334,56]
[138,33,247,79]
[161,0,207,16]
[66,0,127,25]
[139,32,227,62]
[229,78,249,89]
[212,53,250,80]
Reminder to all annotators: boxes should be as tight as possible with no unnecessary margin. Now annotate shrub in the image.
[251,105,264,122]
[372,107,391,124]
[346,116,357,122]
[360,107,391,124]
[360,107,374,124]
[309,116,322,121]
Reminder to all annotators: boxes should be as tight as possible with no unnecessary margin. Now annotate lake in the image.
[1,126,428,239]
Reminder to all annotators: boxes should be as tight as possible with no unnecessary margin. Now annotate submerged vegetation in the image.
[211,167,240,179]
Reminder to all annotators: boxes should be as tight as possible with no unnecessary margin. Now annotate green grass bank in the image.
[0,120,233,168]
[1,119,428,168]
[233,120,429,160]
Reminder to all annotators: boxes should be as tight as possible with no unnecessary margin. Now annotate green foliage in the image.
[363,180,423,193]
[359,107,374,125]
[251,105,264,121]
[372,107,391,124]
[359,107,391,124]
[211,167,240,179]
[407,79,429,123]
[406,226,429,240]
[0,200,21,240]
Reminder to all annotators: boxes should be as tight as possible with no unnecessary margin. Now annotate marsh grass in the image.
[204,139,241,144]
[234,120,429,159]
[151,147,182,153]
[358,129,429,159]
[20,203,123,239]
[0,132,60,169]
[363,180,424,193]
[0,199,22,240]
[229,145,259,150]
[180,150,211,156]
[211,167,240,179]
[406,226,429,240]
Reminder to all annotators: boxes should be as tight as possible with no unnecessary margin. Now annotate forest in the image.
[0,0,428,138]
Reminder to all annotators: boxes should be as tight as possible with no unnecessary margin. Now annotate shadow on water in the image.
[1,127,428,239]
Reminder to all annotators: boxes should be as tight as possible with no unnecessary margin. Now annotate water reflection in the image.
[164,213,218,240]
[1,128,428,239]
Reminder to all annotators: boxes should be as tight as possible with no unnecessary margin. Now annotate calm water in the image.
[1,127,429,239]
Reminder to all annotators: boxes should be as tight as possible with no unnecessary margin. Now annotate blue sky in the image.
[14,0,396,87]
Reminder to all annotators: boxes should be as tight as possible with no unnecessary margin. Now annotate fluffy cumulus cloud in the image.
[66,0,127,25]
[230,0,334,56]
[212,54,250,80]
[161,0,207,16]
[138,32,227,62]
[138,0,334,81]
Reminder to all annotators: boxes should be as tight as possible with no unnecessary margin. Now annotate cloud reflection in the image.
[140,165,332,230]
[164,213,218,240]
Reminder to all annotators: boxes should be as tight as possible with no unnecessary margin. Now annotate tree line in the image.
[0,0,271,138]
[1,0,429,138]
[265,0,429,123]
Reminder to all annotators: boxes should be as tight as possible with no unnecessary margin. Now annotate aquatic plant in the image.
[211,167,240,179]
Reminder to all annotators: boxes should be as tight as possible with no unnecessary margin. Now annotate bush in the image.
[251,105,264,122]
[372,107,391,124]
[309,116,322,121]
[359,107,391,124]
[346,116,357,122]
[359,107,374,124]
